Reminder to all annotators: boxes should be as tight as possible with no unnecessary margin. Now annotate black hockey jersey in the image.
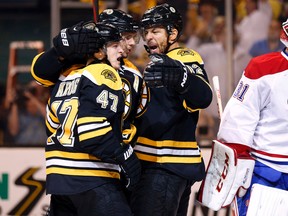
[31,50,143,144]
[43,63,124,195]
[119,58,143,144]
[134,47,213,181]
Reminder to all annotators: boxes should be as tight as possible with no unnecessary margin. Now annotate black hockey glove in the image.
[53,21,98,61]
[114,144,141,191]
[144,54,190,94]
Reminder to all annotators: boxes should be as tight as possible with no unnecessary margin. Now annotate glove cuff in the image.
[114,144,134,164]
[175,66,190,94]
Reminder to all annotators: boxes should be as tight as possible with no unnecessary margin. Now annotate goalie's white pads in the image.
[197,140,255,211]
[247,184,288,216]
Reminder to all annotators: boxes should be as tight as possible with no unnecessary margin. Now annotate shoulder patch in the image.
[168,48,203,64]
[82,63,122,90]
[101,69,117,82]
[177,49,195,56]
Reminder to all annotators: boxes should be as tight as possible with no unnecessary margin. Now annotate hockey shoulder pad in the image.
[197,140,255,211]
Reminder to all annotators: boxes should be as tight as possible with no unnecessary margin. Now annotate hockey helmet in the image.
[280,19,288,47]
[141,3,183,36]
[99,9,139,33]
[82,21,122,54]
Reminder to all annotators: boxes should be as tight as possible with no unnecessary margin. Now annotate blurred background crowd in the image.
[0,0,286,146]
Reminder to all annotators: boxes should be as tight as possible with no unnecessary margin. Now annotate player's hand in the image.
[53,21,98,61]
[144,54,190,94]
[114,144,141,191]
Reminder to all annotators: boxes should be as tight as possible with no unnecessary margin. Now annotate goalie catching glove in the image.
[197,140,255,211]
[53,21,99,61]
[114,144,141,191]
[144,54,191,94]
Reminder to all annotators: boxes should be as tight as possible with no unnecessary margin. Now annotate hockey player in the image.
[31,9,143,146]
[33,22,141,215]
[98,9,143,145]
[130,3,213,216]
[197,19,288,216]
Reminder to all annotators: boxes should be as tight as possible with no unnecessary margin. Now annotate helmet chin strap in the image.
[164,25,179,54]
[164,33,177,54]
[164,39,172,54]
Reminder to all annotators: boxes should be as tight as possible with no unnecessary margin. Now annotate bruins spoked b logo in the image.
[101,69,117,82]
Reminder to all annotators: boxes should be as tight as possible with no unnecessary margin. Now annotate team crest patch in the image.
[101,69,117,82]
[177,49,194,56]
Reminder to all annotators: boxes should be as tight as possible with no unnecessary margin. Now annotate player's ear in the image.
[94,49,105,60]
[168,28,178,44]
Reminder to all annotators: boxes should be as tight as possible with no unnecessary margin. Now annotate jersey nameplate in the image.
[55,77,80,97]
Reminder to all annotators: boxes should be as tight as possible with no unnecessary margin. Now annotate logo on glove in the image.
[124,145,133,160]
[181,69,188,88]
[60,28,69,47]
[216,152,229,192]
[150,54,164,64]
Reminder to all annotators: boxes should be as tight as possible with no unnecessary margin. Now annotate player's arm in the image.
[179,60,212,110]
[76,66,123,157]
[31,21,98,86]
[218,58,268,145]
[31,48,69,86]
[77,65,141,190]
[45,98,60,138]
[143,53,212,109]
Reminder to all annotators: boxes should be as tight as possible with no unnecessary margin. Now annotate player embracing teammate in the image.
[31,3,214,216]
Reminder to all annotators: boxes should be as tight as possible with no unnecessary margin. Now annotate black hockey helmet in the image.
[82,21,122,53]
[141,3,183,36]
[99,9,139,33]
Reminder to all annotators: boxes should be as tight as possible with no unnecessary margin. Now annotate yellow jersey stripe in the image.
[77,117,106,124]
[46,150,99,160]
[137,137,198,148]
[45,120,56,134]
[31,52,56,87]
[46,167,120,179]
[79,127,111,141]
[136,152,202,163]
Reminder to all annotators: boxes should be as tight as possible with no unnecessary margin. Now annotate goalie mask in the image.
[141,3,183,38]
[280,19,288,47]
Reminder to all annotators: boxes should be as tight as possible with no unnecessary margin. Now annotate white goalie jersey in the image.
[218,50,288,173]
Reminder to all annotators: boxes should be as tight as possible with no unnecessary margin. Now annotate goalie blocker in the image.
[197,140,255,211]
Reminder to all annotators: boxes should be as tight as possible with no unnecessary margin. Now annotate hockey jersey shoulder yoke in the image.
[82,63,122,90]
[245,51,288,79]
[167,47,204,64]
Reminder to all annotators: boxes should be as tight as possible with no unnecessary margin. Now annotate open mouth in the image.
[148,45,159,53]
